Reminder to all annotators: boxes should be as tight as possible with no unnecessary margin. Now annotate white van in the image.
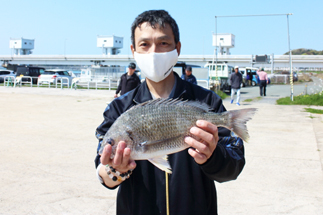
[204,63,234,92]
[239,67,259,86]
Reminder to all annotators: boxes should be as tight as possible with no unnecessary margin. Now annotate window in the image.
[104,40,107,42]
[44,71,55,75]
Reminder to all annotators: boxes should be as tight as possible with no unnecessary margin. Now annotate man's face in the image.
[131,22,181,55]
[128,67,135,75]
[185,70,192,76]
[235,68,239,73]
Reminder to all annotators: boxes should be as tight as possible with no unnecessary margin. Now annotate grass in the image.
[243,97,262,102]
[276,93,323,106]
[214,90,228,100]
[304,108,323,114]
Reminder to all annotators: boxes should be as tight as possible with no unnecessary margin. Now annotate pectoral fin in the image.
[148,155,172,174]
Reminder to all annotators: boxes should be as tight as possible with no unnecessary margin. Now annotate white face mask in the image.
[134,49,178,83]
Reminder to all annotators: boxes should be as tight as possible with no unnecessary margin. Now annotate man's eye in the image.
[139,43,147,47]
[161,42,168,46]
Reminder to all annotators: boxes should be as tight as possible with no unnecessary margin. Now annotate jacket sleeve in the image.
[193,76,197,85]
[116,76,123,94]
[199,93,245,182]
[200,133,245,182]
[136,75,141,87]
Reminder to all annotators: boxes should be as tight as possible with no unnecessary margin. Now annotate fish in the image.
[99,98,256,173]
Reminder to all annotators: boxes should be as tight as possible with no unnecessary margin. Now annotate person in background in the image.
[114,63,141,98]
[247,71,253,86]
[95,10,245,215]
[181,66,197,85]
[257,68,268,96]
[230,66,243,106]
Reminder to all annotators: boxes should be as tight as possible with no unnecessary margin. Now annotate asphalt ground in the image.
[0,82,322,215]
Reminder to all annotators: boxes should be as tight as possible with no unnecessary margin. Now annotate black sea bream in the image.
[99,98,256,173]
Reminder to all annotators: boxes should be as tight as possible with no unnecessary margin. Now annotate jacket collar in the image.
[133,72,188,104]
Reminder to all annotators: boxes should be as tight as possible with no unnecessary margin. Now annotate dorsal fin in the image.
[129,98,211,112]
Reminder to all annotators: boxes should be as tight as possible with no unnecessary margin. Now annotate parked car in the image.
[38,69,74,86]
[16,66,45,84]
[0,70,16,83]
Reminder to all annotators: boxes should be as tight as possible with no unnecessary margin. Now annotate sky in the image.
[0,0,322,56]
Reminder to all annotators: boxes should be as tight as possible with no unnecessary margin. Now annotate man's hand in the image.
[185,120,219,165]
[99,141,136,187]
[114,94,118,98]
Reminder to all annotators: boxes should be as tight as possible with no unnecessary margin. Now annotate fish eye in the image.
[107,138,115,146]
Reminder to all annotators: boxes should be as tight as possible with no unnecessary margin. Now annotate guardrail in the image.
[55,77,70,89]
[71,78,119,90]
[37,79,53,88]
[16,76,34,87]
[4,76,16,87]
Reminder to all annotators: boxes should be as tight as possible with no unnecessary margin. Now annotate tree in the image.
[284,48,323,55]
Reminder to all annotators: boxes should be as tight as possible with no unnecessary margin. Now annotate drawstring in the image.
[165,172,170,215]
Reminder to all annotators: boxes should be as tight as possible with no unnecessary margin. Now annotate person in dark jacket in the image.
[230,66,243,106]
[114,62,141,98]
[95,10,245,215]
[181,66,197,85]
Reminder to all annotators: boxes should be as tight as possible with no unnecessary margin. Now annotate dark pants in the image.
[259,80,267,96]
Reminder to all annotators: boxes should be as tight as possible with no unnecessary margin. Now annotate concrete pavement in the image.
[0,85,322,215]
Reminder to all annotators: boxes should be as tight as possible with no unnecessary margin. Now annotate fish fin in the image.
[128,98,210,112]
[227,108,257,142]
[148,156,172,174]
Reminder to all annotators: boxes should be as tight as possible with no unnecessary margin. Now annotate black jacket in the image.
[181,74,197,85]
[230,72,242,89]
[95,73,245,215]
[116,72,141,95]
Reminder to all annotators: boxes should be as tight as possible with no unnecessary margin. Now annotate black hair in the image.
[131,10,180,50]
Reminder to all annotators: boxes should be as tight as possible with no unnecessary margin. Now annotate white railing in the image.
[71,78,119,90]
[4,76,16,87]
[37,79,54,88]
[55,77,70,89]
[15,76,34,87]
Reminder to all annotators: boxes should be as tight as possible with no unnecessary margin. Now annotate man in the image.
[257,68,269,96]
[181,65,197,85]
[230,66,243,106]
[114,62,141,98]
[95,10,245,215]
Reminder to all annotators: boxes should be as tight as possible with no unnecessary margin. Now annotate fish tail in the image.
[208,108,257,142]
[227,108,257,142]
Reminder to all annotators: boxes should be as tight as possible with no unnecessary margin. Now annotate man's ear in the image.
[131,45,135,57]
[175,41,181,56]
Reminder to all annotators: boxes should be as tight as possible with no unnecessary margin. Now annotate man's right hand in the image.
[114,94,118,98]
[99,141,136,187]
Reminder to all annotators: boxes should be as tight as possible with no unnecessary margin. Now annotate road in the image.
[0,80,322,214]
[234,80,321,105]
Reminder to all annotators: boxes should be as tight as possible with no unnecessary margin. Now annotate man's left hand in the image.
[185,120,219,165]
